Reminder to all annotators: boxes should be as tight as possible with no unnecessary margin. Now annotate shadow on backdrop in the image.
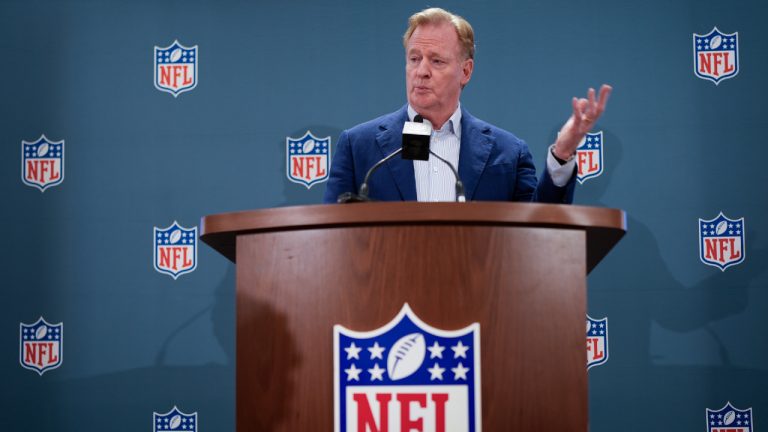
[571,126,768,430]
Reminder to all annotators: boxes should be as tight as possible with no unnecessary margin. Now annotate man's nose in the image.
[416,59,431,77]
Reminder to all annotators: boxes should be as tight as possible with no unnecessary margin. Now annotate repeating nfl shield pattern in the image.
[706,402,753,432]
[699,212,745,271]
[153,406,197,432]
[8,8,761,430]
[19,317,63,375]
[286,131,331,188]
[334,304,480,432]
[154,40,198,97]
[694,27,739,85]
[154,222,198,279]
[586,315,608,370]
[576,131,603,184]
[21,135,64,192]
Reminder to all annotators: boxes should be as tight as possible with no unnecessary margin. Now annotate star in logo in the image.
[345,364,362,381]
[368,342,385,360]
[428,363,446,381]
[428,341,445,359]
[345,342,361,360]
[368,363,385,381]
[451,340,469,359]
[452,362,470,380]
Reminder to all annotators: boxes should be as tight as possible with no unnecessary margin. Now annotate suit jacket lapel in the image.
[458,108,494,201]
[375,106,416,201]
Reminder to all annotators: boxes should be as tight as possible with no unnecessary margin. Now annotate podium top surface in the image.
[200,202,626,273]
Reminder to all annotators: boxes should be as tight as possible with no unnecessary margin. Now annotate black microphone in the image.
[402,114,431,160]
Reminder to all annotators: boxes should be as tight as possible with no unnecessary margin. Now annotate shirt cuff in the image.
[546,145,576,187]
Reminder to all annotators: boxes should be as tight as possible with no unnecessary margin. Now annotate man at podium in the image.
[323,7,611,204]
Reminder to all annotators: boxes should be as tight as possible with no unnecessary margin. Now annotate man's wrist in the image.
[550,144,575,165]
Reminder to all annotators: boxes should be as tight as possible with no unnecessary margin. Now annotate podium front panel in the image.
[236,224,587,431]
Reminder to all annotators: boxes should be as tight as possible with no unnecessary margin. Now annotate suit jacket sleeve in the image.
[323,130,355,204]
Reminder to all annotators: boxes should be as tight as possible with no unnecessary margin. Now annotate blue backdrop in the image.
[2,0,766,430]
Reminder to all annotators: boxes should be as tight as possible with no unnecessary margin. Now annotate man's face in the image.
[405,21,473,125]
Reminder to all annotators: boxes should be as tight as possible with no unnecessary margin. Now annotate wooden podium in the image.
[201,202,626,431]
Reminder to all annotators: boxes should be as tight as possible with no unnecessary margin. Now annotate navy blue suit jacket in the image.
[323,105,576,204]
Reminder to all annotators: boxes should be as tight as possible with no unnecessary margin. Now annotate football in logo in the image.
[694,27,739,85]
[387,333,426,380]
[37,143,49,157]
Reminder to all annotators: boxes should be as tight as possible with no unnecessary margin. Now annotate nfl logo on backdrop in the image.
[694,27,738,85]
[154,221,197,279]
[20,317,63,375]
[154,406,197,432]
[334,303,481,432]
[576,131,603,184]
[706,402,752,432]
[287,131,330,188]
[699,212,745,271]
[586,315,608,369]
[22,135,64,192]
[155,40,198,96]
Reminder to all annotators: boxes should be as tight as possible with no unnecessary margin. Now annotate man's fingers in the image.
[578,98,589,113]
[571,97,581,122]
[597,84,612,111]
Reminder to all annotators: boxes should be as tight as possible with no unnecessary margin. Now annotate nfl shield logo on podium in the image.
[154,40,198,96]
[286,131,330,189]
[20,317,63,375]
[334,303,481,432]
[154,221,198,279]
[22,135,64,192]
[699,212,745,271]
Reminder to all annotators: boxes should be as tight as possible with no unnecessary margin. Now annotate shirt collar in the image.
[407,103,462,137]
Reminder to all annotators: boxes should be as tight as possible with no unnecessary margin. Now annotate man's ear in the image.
[461,58,474,87]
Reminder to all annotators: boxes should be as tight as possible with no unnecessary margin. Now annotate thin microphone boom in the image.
[428,150,466,202]
[358,147,403,200]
